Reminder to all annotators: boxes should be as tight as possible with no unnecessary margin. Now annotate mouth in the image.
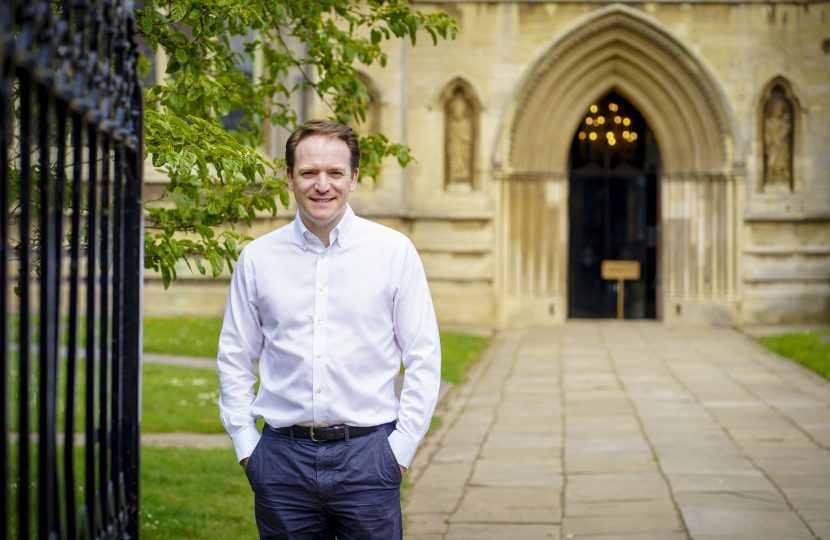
[310,197,335,205]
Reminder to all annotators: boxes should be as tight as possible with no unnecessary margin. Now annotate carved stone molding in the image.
[506,6,737,175]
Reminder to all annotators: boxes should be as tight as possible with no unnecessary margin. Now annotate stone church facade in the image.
[144,1,830,327]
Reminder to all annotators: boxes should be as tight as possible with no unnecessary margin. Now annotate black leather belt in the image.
[271,424,379,442]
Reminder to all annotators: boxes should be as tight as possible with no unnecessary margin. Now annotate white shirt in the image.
[217,204,441,467]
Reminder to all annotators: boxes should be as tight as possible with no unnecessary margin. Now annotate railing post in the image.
[121,59,145,540]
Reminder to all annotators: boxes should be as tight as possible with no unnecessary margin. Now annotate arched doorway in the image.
[493,6,742,326]
[568,92,659,319]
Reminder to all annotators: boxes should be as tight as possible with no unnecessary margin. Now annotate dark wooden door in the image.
[567,93,659,319]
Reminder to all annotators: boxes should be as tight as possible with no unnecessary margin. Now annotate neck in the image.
[300,206,347,248]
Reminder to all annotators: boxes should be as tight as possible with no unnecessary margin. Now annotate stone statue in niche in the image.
[763,87,794,192]
[445,89,474,190]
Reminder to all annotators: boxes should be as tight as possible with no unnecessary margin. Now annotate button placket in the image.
[311,245,330,427]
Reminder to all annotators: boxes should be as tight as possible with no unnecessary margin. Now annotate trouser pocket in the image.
[379,430,402,483]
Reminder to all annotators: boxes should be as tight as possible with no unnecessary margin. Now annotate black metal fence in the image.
[0,0,143,538]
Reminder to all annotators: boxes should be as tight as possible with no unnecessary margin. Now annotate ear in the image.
[349,169,359,193]
[286,168,294,191]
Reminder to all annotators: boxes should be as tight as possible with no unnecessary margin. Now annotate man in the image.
[217,119,441,539]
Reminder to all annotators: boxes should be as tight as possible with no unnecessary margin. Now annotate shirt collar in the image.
[293,204,356,251]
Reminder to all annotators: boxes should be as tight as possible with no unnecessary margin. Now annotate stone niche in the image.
[762,86,795,193]
[348,72,381,137]
[756,77,800,195]
[443,84,478,193]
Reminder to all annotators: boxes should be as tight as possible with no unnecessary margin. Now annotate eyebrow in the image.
[298,166,347,173]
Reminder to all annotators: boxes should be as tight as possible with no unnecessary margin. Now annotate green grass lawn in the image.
[758,329,830,381]
[140,447,257,540]
[142,363,264,433]
[143,317,223,358]
[438,332,489,384]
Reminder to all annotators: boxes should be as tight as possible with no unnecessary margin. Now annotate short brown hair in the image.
[285,119,361,175]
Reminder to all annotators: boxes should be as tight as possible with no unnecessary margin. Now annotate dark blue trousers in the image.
[245,421,403,540]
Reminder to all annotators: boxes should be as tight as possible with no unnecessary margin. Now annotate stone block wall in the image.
[143,1,830,327]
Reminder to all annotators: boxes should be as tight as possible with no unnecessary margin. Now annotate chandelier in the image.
[577,102,638,146]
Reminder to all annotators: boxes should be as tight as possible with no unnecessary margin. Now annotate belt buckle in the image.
[310,427,321,442]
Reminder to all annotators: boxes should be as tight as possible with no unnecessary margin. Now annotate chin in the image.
[306,206,338,222]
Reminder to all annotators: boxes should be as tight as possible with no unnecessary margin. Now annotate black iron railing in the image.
[0,0,143,538]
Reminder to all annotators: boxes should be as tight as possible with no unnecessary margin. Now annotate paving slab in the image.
[566,473,670,502]
[404,514,451,535]
[403,322,830,539]
[469,459,562,487]
[445,523,560,540]
[452,486,561,523]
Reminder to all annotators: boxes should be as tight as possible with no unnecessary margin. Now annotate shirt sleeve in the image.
[387,240,442,468]
[217,247,265,463]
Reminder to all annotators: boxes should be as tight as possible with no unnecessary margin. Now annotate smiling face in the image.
[286,134,359,242]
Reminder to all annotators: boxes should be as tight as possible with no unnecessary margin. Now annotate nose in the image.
[314,173,332,192]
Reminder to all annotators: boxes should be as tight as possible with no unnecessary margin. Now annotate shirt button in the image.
[318,421,323,425]
[317,388,322,393]
[319,286,324,291]
[302,242,306,247]
[321,253,326,259]
[317,319,322,325]
[317,353,322,358]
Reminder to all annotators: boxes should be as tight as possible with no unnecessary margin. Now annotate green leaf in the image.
[168,190,184,208]
[207,251,224,277]
[171,2,187,21]
[194,258,207,276]
[222,232,237,255]
[194,223,215,239]
[175,48,188,65]
[187,85,204,101]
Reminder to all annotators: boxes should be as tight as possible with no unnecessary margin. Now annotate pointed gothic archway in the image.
[493,5,743,325]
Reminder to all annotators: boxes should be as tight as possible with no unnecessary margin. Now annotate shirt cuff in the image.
[231,425,262,463]
[387,429,420,468]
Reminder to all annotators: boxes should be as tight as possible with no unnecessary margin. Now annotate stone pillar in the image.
[495,171,567,325]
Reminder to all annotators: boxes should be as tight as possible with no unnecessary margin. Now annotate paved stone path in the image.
[403,322,830,540]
